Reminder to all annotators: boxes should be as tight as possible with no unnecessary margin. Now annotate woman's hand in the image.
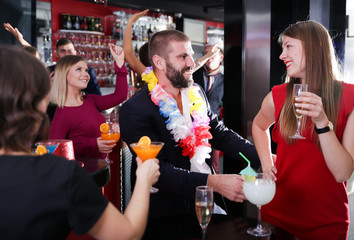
[262,165,277,181]
[135,157,160,186]
[109,44,125,68]
[128,9,149,24]
[295,92,329,128]
[3,23,31,46]
[97,137,116,154]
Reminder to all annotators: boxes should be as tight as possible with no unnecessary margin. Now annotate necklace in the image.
[142,67,212,173]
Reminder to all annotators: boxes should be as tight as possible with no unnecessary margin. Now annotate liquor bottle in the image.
[134,44,139,57]
[74,16,80,30]
[94,18,99,31]
[89,17,95,31]
[81,17,88,31]
[66,15,72,30]
[148,25,153,41]
[113,19,121,40]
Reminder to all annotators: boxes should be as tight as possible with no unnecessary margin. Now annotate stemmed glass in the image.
[290,83,308,139]
[243,173,276,237]
[101,115,120,164]
[130,141,164,193]
[195,186,214,240]
[35,141,59,154]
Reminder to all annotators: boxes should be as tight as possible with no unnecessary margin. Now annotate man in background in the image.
[193,37,224,173]
[48,38,102,96]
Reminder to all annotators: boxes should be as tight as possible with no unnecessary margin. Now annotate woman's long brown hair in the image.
[0,46,51,153]
[277,20,342,144]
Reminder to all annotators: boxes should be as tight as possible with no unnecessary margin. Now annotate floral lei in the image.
[142,67,212,173]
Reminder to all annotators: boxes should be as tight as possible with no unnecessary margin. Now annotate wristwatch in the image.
[315,121,333,134]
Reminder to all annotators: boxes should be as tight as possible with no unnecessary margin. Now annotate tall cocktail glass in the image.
[243,173,276,237]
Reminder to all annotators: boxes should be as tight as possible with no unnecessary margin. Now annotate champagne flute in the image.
[195,186,214,240]
[290,83,308,139]
[130,141,164,193]
[243,173,276,237]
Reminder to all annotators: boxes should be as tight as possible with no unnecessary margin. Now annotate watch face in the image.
[328,121,334,130]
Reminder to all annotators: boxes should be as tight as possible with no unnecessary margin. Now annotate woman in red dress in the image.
[252,20,354,240]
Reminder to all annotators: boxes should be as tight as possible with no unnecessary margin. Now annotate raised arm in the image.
[122,9,149,76]
[3,23,31,47]
[193,42,222,73]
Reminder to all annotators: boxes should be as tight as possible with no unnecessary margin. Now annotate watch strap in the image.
[315,121,333,134]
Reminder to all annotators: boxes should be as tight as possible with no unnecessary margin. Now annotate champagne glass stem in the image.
[202,225,207,240]
[256,206,263,231]
[295,118,301,135]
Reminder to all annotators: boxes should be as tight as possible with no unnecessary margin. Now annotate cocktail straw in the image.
[239,152,250,165]
[239,152,257,177]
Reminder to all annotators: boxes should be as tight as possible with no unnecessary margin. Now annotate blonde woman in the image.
[49,44,128,159]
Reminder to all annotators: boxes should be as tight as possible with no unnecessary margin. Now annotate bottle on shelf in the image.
[89,17,95,31]
[74,16,80,30]
[148,25,153,41]
[81,17,88,31]
[66,15,72,30]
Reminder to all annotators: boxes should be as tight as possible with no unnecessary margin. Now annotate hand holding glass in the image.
[195,186,214,240]
[101,121,120,164]
[130,141,164,193]
[243,173,276,237]
[290,83,308,139]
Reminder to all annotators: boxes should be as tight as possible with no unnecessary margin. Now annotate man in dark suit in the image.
[193,37,224,119]
[193,38,224,173]
[119,30,260,219]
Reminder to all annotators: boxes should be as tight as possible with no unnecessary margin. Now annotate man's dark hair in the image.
[56,38,74,50]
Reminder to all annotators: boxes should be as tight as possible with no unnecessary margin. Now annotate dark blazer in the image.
[193,68,224,117]
[119,84,260,218]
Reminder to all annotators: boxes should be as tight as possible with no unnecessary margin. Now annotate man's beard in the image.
[166,62,193,89]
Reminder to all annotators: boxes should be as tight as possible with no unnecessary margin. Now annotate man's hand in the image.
[208,174,247,202]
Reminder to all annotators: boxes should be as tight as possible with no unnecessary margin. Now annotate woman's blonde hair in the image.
[51,55,86,108]
[277,20,343,143]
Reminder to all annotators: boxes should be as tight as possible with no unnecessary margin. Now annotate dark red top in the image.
[49,63,128,159]
[262,82,354,240]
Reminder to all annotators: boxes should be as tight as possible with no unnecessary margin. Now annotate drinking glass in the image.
[243,173,276,237]
[290,84,308,139]
[195,186,214,240]
[101,116,120,164]
[35,141,59,154]
[130,141,164,193]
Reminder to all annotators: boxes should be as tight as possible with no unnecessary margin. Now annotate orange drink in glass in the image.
[130,138,164,193]
[130,142,164,161]
[101,132,120,145]
[100,121,120,163]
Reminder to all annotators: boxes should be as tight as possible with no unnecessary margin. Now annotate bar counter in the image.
[143,213,297,240]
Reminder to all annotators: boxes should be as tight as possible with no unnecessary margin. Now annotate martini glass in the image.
[130,141,164,193]
[35,141,59,154]
[243,173,276,237]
